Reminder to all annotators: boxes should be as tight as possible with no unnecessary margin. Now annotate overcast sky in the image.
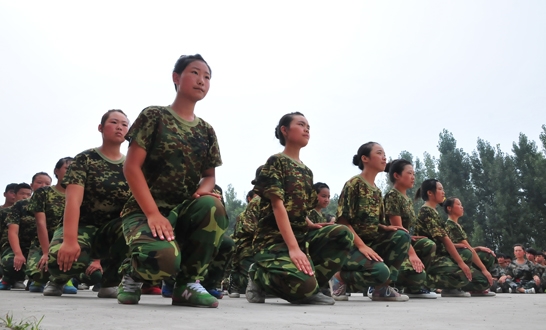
[1,1,545,200]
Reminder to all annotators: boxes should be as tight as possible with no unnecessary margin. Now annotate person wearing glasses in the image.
[117,54,228,308]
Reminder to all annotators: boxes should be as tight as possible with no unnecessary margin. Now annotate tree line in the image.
[223,125,546,255]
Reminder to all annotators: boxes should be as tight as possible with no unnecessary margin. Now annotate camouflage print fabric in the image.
[121,196,227,285]
[28,185,66,240]
[384,188,416,232]
[413,237,436,270]
[477,250,496,271]
[0,206,11,254]
[48,218,127,287]
[498,259,540,291]
[62,148,130,227]
[252,153,316,252]
[426,254,470,290]
[0,247,27,283]
[26,245,48,282]
[308,209,327,224]
[252,224,353,302]
[121,106,222,218]
[340,230,409,290]
[230,255,254,293]
[414,206,449,257]
[336,175,386,243]
[396,237,435,292]
[444,219,468,243]
[201,234,234,290]
[4,199,36,251]
[455,248,490,292]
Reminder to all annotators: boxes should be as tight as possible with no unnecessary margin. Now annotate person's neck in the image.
[98,142,123,161]
[424,201,438,209]
[314,206,322,212]
[54,181,65,193]
[393,183,407,196]
[516,257,526,263]
[171,96,196,122]
[361,168,379,187]
[283,144,302,163]
[449,215,459,223]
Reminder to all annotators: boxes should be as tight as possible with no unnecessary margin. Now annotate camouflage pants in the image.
[252,224,353,302]
[0,247,28,283]
[500,279,539,292]
[48,218,127,287]
[396,238,435,292]
[201,234,234,290]
[121,196,228,284]
[477,250,496,271]
[230,234,255,292]
[456,248,490,292]
[340,230,410,291]
[25,245,48,283]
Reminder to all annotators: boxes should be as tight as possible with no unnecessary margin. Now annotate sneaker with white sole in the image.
[371,286,409,301]
[524,288,536,294]
[117,275,143,304]
[469,290,496,297]
[441,289,471,297]
[43,281,64,296]
[405,289,438,299]
[366,287,374,298]
[290,292,335,305]
[13,281,26,290]
[328,277,348,301]
[78,283,89,290]
[97,286,118,298]
[172,280,219,308]
[245,276,265,303]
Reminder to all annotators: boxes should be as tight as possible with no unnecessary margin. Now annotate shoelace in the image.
[384,286,400,297]
[122,275,143,293]
[187,280,208,294]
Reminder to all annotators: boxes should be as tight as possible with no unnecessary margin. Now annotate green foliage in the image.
[323,193,339,219]
[223,184,247,236]
[0,312,44,330]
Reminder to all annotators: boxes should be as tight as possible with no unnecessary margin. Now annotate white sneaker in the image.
[524,288,536,294]
[328,277,348,301]
[470,290,496,297]
[78,283,89,290]
[405,289,438,299]
[441,289,471,297]
[13,281,26,290]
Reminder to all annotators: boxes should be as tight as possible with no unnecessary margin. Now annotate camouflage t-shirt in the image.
[253,153,315,251]
[234,195,261,239]
[0,206,12,251]
[28,185,66,240]
[308,209,327,224]
[62,148,130,227]
[444,219,468,244]
[4,199,35,251]
[336,175,385,244]
[121,106,222,217]
[503,260,538,281]
[414,205,448,256]
[384,188,415,232]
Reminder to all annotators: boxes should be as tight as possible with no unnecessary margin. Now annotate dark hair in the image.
[32,172,51,184]
[54,157,74,179]
[513,243,524,250]
[4,183,18,193]
[526,248,538,256]
[173,54,211,91]
[15,183,31,194]
[313,182,330,194]
[100,109,127,127]
[352,142,379,170]
[414,179,440,201]
[505,254,512,260]
[385,159,412,183]
[443,197,458,214]
[275,112,305,146]
[251,165,264,185]
[496,252,506,259]
[246,190,255,201]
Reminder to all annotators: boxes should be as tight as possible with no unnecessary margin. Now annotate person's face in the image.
[54,161,72,183]
[395,165,415,190]
[526,252,535,262]
[173,60,211,102]
[317,188,330,209]
[362,144,387,172]
[449,199,464,217]
[99,112,129,144]
[428,182,445,204]
[513,246,525,259]
[497,256,505,266]
[535,254,544,264]
[282,115,310,148]
[31,175,51,191]
[3,189,16,204]
[15,188,32,201]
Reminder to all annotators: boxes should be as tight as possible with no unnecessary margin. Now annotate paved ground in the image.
[0,289,544,329]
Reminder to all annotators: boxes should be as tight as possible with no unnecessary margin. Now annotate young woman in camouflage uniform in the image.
[443,197,495,296]
[117,55,228,308]
[308,182,333,224]
[246,112,353,305]
[330,142,410,302]
[413,179,474,297]
[25,157,74,292]
[45,110,130,299]
[383,159,437,299]
[0,174,51,290]
[498,244,541,293]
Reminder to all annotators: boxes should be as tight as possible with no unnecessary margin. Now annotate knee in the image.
[131,240,182,280]
[194,196,228,229]
[374,263,391,285]
[459,249,473,263]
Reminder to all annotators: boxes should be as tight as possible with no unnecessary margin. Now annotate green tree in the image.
[223,184,247,236]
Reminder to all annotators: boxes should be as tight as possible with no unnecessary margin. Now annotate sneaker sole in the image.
[441,294,471,297]
[172,300,219,308]
[332,295,349,301]
[371,297,409,302]
[405,294,437,299]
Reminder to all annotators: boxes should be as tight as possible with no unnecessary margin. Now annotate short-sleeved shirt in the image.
[252,153,315,251]
[414,205,448,256]
[0,206,12,251]
[503,260,538,281]
[121,106,222,217]
[444,219,468,244]
[28,185,65,240]
[63,148,130,227]
[234,195,261,239]
[384,188,416,232]
[308,209,327,224]
[336,175,385,244]
[4,199,35,252]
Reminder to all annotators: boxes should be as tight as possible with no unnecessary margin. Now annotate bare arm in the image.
[8,224,25,271]
[35,212,49,255]
[338,216,382,261]
[442,235,472,280]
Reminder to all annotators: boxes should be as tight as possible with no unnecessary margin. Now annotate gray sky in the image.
[1,1,545,200]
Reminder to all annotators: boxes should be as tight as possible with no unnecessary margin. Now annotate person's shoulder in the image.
[140,105,169,116]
